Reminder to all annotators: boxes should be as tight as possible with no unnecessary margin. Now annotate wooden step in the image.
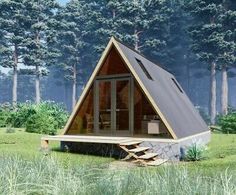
[138,153,158,160]
[146,159,168,166]
[119,141,142,146]
[128,147,150,153]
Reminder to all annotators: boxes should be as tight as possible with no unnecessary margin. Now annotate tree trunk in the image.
[64,80,69,110]
[12,66,17,107]
[210,62,217,124]
[35,65,40,104]
[12,44,18,107]
[112,9,116,19]
[186,61,190,96]
[221,65,228,115]
[134,29,140,52]
[35,31,41,104]
[72,64,77,110]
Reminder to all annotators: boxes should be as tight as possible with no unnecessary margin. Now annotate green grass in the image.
[0,128,236,194]
[0,128,113,166]
[184,133,236,174]
[0,128,236,172]
[1,155,235,195]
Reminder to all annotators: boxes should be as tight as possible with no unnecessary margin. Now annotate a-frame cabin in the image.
[41,37,210,161]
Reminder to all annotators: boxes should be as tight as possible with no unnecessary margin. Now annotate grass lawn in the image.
[0,128,236,194]
[184,132,236,174]
[0,128,113,166]
[0,128,236,172]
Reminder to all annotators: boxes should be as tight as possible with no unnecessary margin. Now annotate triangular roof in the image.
[63,37,209,139]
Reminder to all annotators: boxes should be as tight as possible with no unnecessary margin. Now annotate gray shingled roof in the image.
[116,40,209,138]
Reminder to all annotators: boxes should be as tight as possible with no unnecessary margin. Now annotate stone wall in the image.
[141,131,211,161]
[60,131,211,161]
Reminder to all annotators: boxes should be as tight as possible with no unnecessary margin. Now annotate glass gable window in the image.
[133,81,170,137]
[98,46,129,76]
[67,85,94,135]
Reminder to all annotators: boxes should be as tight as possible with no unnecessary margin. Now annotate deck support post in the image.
[41,139,49,149]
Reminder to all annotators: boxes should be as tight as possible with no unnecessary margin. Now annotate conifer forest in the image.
[0,0,235,124]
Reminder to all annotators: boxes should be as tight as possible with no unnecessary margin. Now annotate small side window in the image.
[171,78,183,93]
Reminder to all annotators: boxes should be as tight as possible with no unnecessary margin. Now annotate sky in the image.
[57,0,69,5]
[0,0,69,74]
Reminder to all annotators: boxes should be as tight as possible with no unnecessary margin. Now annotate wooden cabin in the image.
[42,37,210,163]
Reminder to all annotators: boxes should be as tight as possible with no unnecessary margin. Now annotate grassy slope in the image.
[0,128,236,173]
[0,128,113,166]
[185,133,236,174]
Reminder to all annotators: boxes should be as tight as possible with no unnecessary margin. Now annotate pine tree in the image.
[116,0,150,51]
[80,0,122,58]
[0,0,27,106]
[142,0,173,58]
[186,0,236,121]
[23,0,59,104]
[164,0,193,86]
[112,0,172,54]
[185,0,224,124]
[87,0,173,55]
[217,0,236,115]
[54,0,89,109]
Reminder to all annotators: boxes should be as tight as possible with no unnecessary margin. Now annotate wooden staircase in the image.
[119,140,168,166]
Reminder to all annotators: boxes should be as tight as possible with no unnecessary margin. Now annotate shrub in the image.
[36,101,68,129]
[184,142,207,161]
[0,101,69,134]
[26,112,58,135]
[0,103,12,127]
[6,102,36,128]
[218,113,236,134]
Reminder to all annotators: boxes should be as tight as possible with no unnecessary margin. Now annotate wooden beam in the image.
[41,139,49,149]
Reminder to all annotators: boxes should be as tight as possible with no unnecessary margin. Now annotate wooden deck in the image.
[41,135,140,148]
[40,134,181,149]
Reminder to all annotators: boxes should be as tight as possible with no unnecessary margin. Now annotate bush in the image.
[0,103,12,127]
[0,101,68,132]
[184,142,207,161]
[0,101,69,134]
[218,113,236,134]
[6,102,36,128]
[36,101,68,129]
[26,112,58,135]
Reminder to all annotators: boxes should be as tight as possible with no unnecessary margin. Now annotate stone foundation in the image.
[60,131,211,161]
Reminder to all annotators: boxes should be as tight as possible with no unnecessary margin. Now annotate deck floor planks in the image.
[41,135,137,144]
